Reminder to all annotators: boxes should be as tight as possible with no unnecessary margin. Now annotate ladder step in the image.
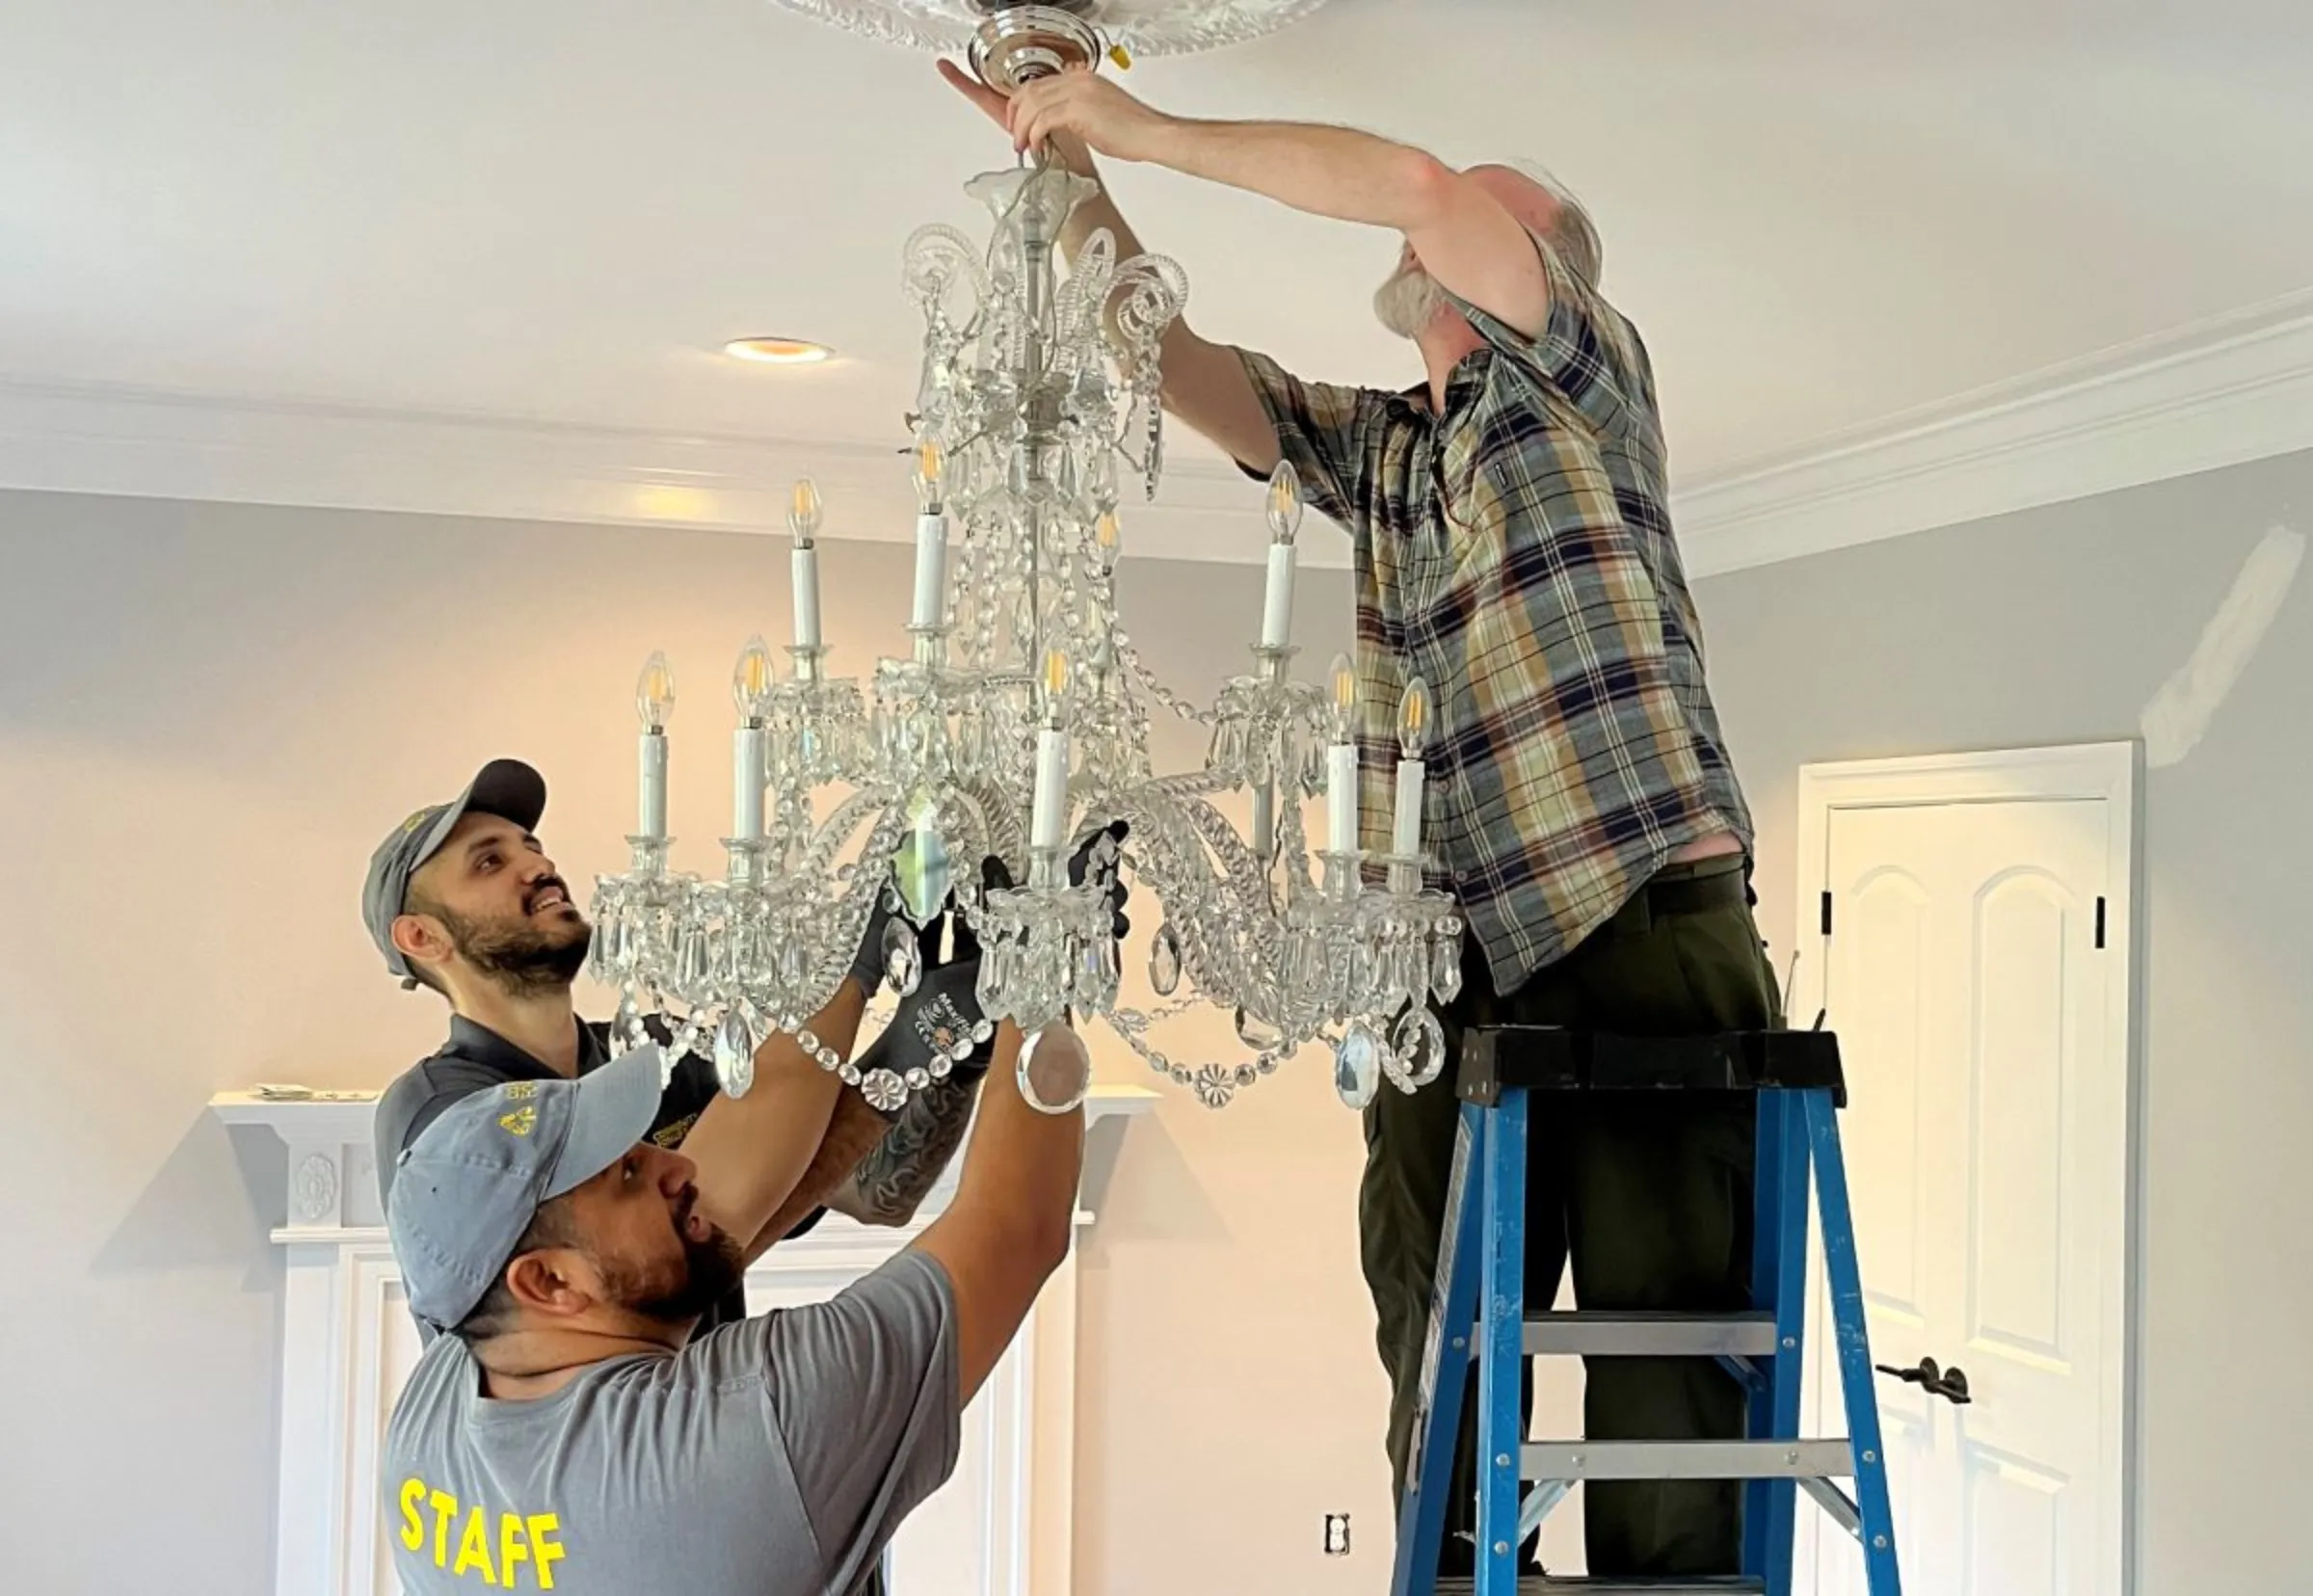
[1434,1579,1766,1594]
[1521,1311,1780,1357]
[1524,1440,1852,1481]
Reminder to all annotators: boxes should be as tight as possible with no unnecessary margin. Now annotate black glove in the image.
[1072,818,1131,941]
[850,897,997,1103]
[981,819,1131,940]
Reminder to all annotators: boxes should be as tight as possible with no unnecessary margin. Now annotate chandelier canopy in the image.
[589,45,1457,1117]
[764,0,1337,65]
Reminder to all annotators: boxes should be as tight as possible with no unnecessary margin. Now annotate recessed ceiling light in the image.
[724,337,833,366]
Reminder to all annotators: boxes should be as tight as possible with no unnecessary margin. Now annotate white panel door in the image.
[1798,759,2131,1596]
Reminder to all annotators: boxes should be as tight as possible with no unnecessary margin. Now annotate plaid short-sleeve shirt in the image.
[1240,238,1752,996]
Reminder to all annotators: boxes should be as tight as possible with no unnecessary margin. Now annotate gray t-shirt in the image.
[384,1250,959,1595]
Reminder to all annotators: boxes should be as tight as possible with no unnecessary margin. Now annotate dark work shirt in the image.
[374,1013,826,1338]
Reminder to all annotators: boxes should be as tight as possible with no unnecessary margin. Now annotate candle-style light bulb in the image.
[635,651,676,840]
[1094,510,1124,574]
[1325,652,1360,856]
[636,652,677,732]
[1389,676,1432,862]
[731,635,775,722]
[1397,676,1432,758]
[1031,648,1075,853]
[1265,460,1303,547]
[788,479,824,653]
[1327,652,1358,742]
[1040,647,1072,726]
[912,439,945,514]
[788,477,823,548]
[1259,461,1302,649]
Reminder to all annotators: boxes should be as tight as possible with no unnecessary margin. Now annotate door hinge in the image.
[2094,896,2107,949]
[1821,891,1834,938]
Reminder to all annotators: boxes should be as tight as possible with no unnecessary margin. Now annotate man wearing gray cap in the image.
[381,1002,1093,1595]
[363,758,1004,1340]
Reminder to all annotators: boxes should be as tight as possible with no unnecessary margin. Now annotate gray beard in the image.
[1373,263,1448,340]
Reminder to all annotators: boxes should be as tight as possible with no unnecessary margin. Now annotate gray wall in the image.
[0,487,1393,1595]
[1696,448,2313,1593]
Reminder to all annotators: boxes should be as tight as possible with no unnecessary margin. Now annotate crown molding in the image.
[10,288,2313,577]
[1672,286,2313,577]
[0,375,1310,567]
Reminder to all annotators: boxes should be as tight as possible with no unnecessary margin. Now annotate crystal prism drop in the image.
[714,1011,754,1095]
[893,800,954,923]
[586,904,616,983]
[1429,935,1462,1004]
[883,918,921,997]
[1149,923,1183,997]
[1235,1006,1285,1053]
[1335,1022,1383,1110]
[1392,1006,1449,1089]
[1017,1024,1090,1115]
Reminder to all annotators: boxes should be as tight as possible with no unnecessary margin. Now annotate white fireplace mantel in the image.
[214,1081,1156,1596]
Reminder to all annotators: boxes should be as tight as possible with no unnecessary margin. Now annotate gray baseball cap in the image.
[386,1044,666,1334]
[362,758,548,988]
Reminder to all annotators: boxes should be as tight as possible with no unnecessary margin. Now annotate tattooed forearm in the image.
[828,1073,986,1226]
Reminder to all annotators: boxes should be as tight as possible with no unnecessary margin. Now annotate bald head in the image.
[1467,163,1603,287]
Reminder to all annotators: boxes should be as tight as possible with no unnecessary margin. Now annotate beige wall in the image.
[0,487,1396,1594]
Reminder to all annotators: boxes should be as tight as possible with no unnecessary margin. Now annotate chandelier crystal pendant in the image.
[590,66,1457,1114]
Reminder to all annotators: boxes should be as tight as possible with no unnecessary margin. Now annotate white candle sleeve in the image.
[1260,543,1296,648]
[639,732,668,838]
[1391,758,1425,856]
[1327,743,1359,852]
[791,545,821,651]
[1031,728,1071,849]
[733,727,767,839]
[912,514,947,629]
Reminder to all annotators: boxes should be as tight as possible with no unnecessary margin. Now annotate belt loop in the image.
[1623,882,1654,937]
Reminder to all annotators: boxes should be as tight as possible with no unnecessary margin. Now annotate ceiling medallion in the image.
[766,0,1337,68]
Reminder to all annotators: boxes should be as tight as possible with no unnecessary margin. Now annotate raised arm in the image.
[675,982,860,1261]
[677,901,898,1258]
[1000,67,1551,340]
[908,1020,1086,1402]
[750,1087,895,1259]
[825,1070,983,1227]
[939,60,1279,473]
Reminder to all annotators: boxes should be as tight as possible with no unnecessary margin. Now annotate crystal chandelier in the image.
[589,28,1458,1115]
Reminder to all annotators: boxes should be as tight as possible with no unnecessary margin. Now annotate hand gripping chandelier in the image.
[589,10,1459,1115]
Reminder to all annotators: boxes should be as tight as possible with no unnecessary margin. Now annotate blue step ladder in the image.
[1388,1025,1902,1596]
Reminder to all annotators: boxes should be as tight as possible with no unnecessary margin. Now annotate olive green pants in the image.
[1363,854,1783,1579]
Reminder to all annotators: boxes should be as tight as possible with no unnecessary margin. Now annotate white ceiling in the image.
[6,0,2313,543]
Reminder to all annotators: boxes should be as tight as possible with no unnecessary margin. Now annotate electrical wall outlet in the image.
[1322,1513,1352,1556]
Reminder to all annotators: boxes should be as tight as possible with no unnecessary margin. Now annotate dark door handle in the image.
[1874,1356,1973,1405]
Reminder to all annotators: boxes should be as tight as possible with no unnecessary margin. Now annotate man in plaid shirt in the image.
[944,64,1781,1581]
